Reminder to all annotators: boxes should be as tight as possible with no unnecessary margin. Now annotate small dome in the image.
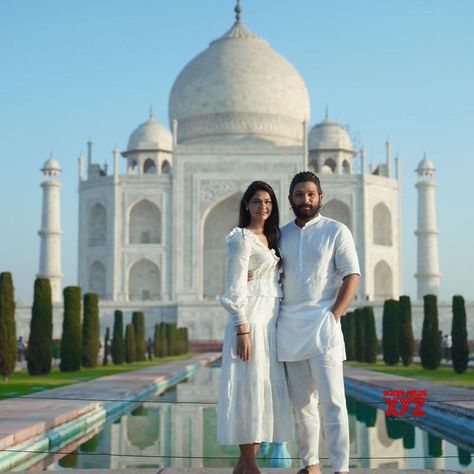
[308,119,354,152]
[320,164,333,175]
[42,156,61,172]
[168,20,310,145]
[127,115,172,151]
[416,156,435,173]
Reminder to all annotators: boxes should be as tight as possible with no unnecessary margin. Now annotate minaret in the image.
[38,155,63,302]
[415,155,440,299]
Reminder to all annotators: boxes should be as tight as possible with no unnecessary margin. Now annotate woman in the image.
[217,181,293,474]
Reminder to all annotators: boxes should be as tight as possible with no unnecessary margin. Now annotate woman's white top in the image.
[220,227,283,326]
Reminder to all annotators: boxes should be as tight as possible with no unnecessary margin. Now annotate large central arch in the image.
[202,193,241,299]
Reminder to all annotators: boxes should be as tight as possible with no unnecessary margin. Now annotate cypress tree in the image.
[419,294,442,370]
[157,322,168,357]
[399,295,415,366]
[153,324,160,357]
[354,308,366,362]
[111,310,125,364]
[146,337,153,360]
[125,323,136,363]
[363,306,378,363]
[102,327,110,366]
[0,272,16,381]
[341,311,356,360]
[60,286,82,372]
[132,311,146,361]
[182,327,189,354]
[28,278,53,375]
[382,299,400,366]
[82,293,100,368]
[451,295,469,374]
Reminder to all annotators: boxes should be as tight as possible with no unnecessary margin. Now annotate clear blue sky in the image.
[1,0,473,301]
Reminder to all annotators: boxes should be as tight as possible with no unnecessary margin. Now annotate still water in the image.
[51,365,472,471]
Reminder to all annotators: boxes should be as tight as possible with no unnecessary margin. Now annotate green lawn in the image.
[0,353,195,400]
[345,360,474,388]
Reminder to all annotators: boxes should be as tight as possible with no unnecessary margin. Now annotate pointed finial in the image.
[149,105,153,118]
[235,0,242,23]
[325,105,329,120]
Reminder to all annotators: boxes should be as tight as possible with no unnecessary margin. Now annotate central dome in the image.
[168,20,310,145]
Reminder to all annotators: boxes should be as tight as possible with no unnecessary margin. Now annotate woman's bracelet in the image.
[236,332,250,336]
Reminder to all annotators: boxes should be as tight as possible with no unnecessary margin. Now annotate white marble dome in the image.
[127,115,172,151]
[417,156,435,172]
[42,156,61,172]
[309,118,354,152]
[169,20,310,145]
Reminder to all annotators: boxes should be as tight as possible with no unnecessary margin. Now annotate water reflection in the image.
[53,367,472,471]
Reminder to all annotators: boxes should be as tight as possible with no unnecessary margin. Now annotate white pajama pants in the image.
[286,344,349,472]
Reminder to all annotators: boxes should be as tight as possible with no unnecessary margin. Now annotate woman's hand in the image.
[236,333,251,361]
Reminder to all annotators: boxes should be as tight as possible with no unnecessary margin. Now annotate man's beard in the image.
[292,203,321,220]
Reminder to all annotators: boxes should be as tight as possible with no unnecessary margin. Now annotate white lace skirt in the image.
[217,296,294,445]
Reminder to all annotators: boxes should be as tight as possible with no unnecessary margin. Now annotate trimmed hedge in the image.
[363,306,378,363]
[399,295,415,366]
[102,327,110,366]
[382,299,400,366]
[125,324,136,363]
[132,311,146,362]
[82,293,100,368]
[154,323,168,357]
[111,310,125,365]
[354,308,366,362]
[451,295,469,374]
[419,294,441,370]
[341,311,356,360]
[28,278,53,375]
[0,272,16,381]
[60,286,82,372]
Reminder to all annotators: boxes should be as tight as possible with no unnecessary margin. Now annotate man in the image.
[277,171,360,474]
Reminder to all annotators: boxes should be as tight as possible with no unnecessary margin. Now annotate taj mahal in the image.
[18,3,467,343]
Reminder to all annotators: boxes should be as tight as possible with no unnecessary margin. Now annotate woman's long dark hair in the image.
[238,181,281,259]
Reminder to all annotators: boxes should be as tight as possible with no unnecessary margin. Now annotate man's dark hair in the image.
[238,180,281,258]
[289,171,323,196]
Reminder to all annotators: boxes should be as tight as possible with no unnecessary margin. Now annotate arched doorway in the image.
[202,193,242,299]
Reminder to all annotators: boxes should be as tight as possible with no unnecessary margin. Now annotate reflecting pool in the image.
[51,365,473,471]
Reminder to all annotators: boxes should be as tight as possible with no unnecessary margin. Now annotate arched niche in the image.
[203,193,242,299]
[89,260,106,297]
[373,202,392,246]
[374,260,393,300]
[88,203,107,247]
[161,160,171,174]
[321,199,352,232]
[342,159,351,174]
[129,258,160,301]
[129,200,161,244]
[143,158,156,174]
[324,158,337,173]
[128,159,138,175]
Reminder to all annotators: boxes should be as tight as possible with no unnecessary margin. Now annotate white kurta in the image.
[217,227,293,445]
[277,215,360,362]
